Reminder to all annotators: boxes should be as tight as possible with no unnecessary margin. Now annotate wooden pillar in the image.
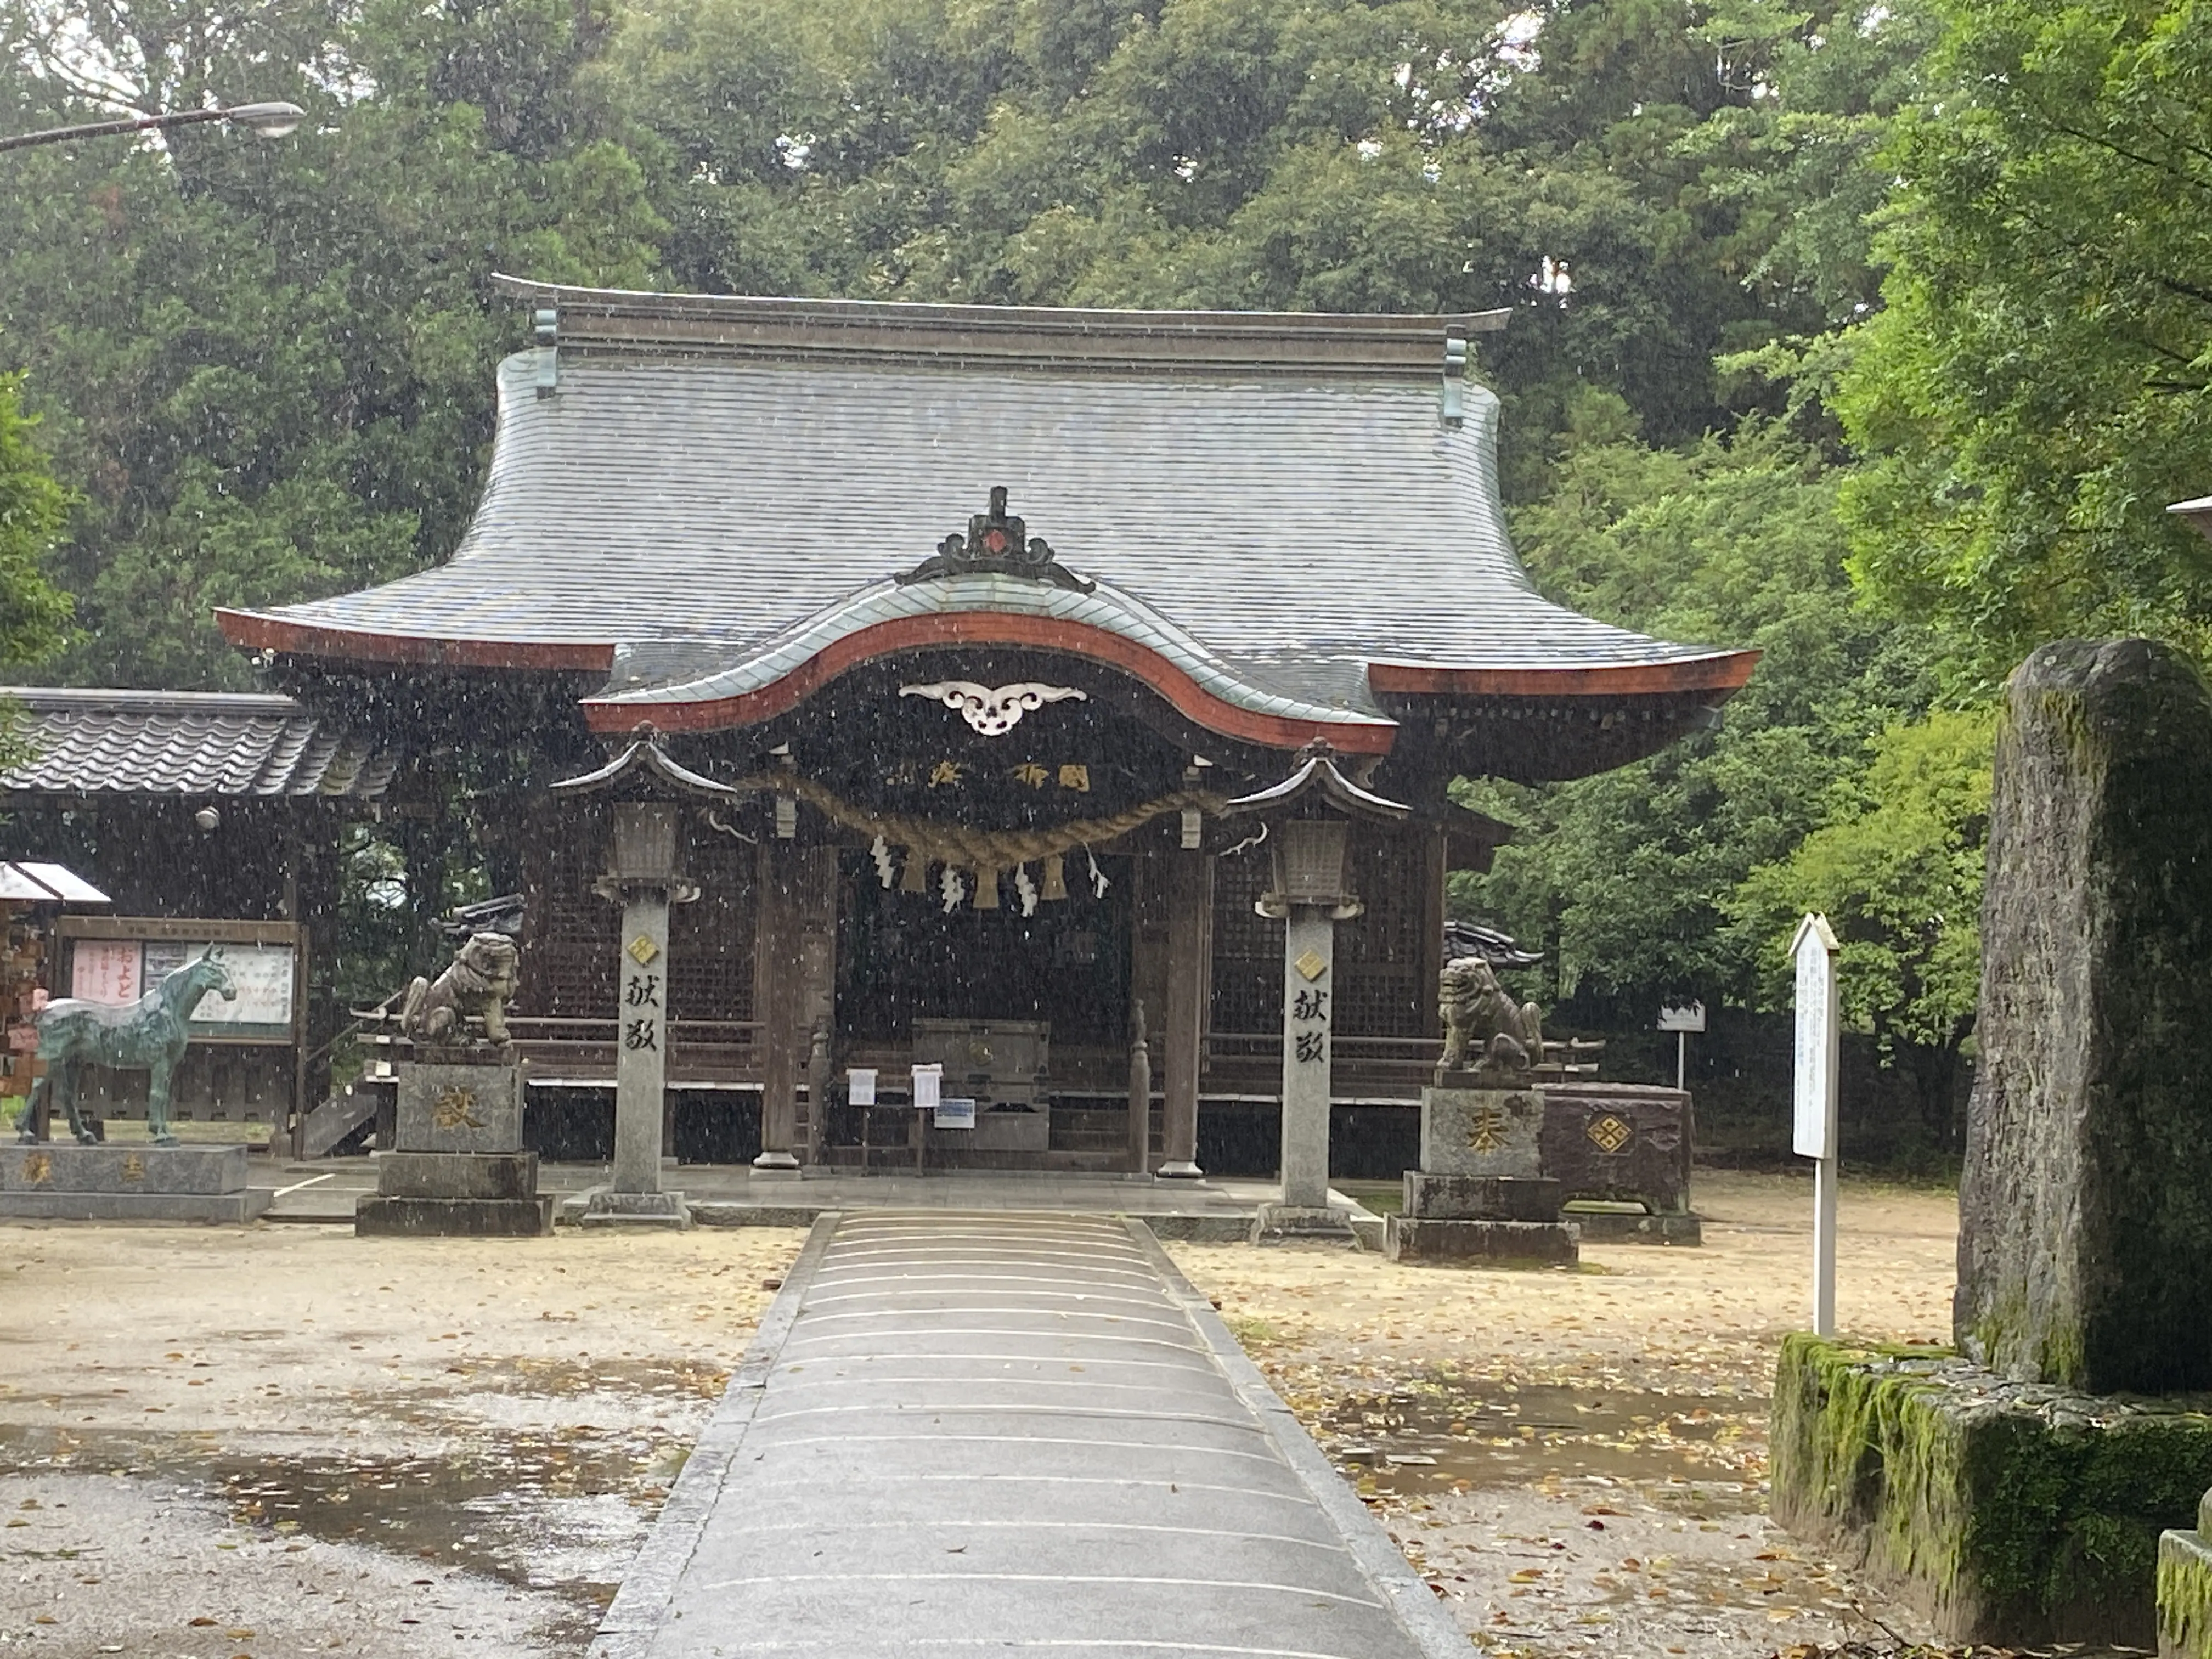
[797,854,837,1161]
[1159,847,1211,1178]
[754,837,803,1172]
[1417,824,1448,1041]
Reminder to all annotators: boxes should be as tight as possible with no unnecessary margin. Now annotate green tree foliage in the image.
[0,370,74,668]
[0,0,663,686]
[610,0,1917,491]
[1729,706,1994,1137]
[1460,400,1942,1005]
[1836,0,2212,685]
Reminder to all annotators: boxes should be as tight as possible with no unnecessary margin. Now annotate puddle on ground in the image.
[1317,1383,1765,1508]
[0,1419,690,1607]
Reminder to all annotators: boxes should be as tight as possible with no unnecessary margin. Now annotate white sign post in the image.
[1792,914,1841,1337]
[1657,1000,1705,1090]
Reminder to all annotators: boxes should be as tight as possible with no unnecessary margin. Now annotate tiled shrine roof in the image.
[217,279,1757,765]
[0,687,397,799]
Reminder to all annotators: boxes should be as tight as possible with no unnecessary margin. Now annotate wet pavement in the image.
[594,1210,1469,1658]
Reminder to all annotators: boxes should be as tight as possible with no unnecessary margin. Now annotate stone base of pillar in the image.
[358,1195,555,1237]
[751,1151,802,1178]
[1385,1216,1577,1264]
[1155,1160,1204,1180]
[1251,1201,1357,1244]
[576,1186,691,1229]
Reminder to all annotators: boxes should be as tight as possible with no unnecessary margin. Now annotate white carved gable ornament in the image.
[899,680,1088,737]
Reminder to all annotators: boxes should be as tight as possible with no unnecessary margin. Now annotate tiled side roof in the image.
[0,687,397,799]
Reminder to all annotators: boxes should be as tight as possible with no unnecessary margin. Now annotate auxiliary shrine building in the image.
[184,278,1751,1173]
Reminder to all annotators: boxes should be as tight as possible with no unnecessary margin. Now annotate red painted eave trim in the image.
[1368,650,1761,699]
[582,611,1401,754]
[216,610,616,674]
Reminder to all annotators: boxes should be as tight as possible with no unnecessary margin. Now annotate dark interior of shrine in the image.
[835,849,1133,1047]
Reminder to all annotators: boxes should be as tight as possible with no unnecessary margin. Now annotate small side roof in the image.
[0,861,107,904]
[0,687,398,799]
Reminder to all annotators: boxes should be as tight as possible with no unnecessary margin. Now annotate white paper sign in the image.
[1657,1000,1706,1032]
[848,1068,877,1107]
[70,940,143,1005]
[934,1097,977,1130]
[911,1063,941,1112]
[142,942,295,1027]
[1792,915,1839,1159]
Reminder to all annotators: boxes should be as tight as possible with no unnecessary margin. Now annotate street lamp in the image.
[0,100,306,155]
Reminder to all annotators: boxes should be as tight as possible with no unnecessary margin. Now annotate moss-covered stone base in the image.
[1771,1334,2212,1646]
[2160,1509,2212,1659]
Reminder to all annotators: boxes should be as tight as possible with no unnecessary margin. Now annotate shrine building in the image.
[205,278,1756,1175]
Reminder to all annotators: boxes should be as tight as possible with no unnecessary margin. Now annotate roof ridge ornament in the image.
[899,486,1096,593]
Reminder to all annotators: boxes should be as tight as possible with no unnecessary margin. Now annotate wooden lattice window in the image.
[668,819,755,1022]
[1206,829,1428,1039]
[1209,848,1282,1035]
[519,800,614,1017]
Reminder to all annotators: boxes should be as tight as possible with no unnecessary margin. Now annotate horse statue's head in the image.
[184,946,238,1006]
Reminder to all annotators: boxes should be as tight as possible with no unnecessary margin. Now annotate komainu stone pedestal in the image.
[1387,1085,1578,1264]
[0,1143,269,1222]
[357,1048,551,1237]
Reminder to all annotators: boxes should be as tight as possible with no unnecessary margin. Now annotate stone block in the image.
[375,1150,539,1201]
[0,1143,248,1195]
[2160,1508,2212,1659]
[1772,1333,2212,1647]
[1538,1084,1693,1214]
[577,1187,690,1229]
[1251,1203,1358,1244]
[0,1189,270,1222]
[1565,1207,1703,1245]
[355,1196,554,1237]
[394,1060,524,1155]
[1418,1086,1543,1178]
[1959,640,2212,1393]
[1384,1216,1578,1265]
[1403,1172,1561,1221]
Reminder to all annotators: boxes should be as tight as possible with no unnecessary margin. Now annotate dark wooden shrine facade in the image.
[502,787,1480,1122]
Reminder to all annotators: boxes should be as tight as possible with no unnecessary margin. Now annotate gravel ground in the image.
[1165,1169,1961,1659]
[0,1170,1959,1657]
[0,1224,805,1656]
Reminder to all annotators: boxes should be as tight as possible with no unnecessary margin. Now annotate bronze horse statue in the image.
[18,950,236,1146]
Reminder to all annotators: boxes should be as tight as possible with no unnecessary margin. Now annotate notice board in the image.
[57,917,303,1045]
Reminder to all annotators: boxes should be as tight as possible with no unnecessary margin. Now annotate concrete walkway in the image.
[591,1210,1465,1659]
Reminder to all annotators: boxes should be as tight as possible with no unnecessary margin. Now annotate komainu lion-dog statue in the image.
[400,932,520,1046]
[1437,957,1545,1076]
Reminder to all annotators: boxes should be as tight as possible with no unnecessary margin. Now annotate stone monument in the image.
[1769,640,2212,1648]
[357,932,552,1236]
[1384,961,1577,1264]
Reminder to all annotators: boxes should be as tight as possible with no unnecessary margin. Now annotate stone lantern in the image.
[1224,745,1407,1233]
[552,733,717,1230]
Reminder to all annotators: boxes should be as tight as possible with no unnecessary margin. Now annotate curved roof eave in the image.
[580,575,1402,753]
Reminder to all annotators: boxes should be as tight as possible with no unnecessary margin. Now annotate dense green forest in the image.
[2,0,2208,1148]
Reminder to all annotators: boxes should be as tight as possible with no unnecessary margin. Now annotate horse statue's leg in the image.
[146,1052,178,1147]
[55,1059,96,1146]
[15,1073,43,1144]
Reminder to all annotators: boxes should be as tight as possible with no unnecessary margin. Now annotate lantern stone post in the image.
[1225,745,1408,1239]
[553,734,724,1230]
